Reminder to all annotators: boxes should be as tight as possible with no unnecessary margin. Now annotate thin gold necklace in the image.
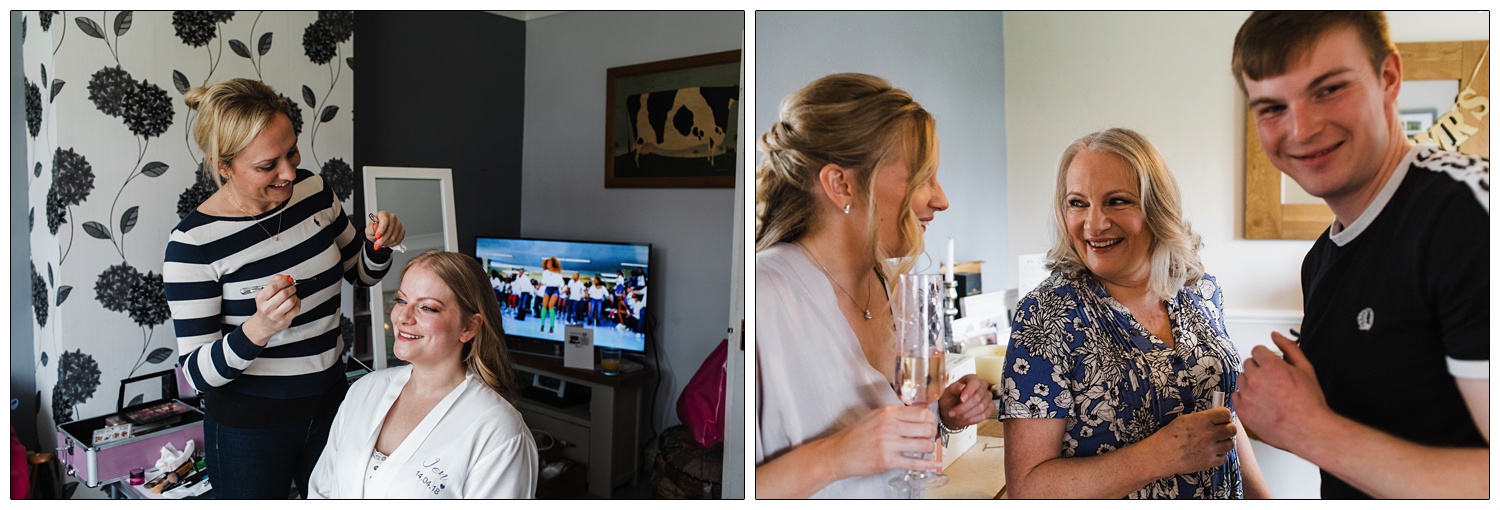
[797,242,875,320]
[225,183,282,241]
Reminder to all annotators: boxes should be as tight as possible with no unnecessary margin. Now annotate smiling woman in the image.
[754,73,993,499]
[163,78,404,499]
[1000,128,1270,499]
[1061,148,1155,300]
[308,251,537,499]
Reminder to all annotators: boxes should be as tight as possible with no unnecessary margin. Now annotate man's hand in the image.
[1233,331,1331,452]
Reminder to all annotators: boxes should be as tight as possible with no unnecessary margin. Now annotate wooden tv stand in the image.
[511,352,651,498]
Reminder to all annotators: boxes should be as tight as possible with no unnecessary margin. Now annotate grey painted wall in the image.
[522,11,744,435]
[755,11,1009,291]
[354,11,527,254]
[11,10,38,449]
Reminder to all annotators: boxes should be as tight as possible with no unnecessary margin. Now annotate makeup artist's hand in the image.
[365,211,406,251]
[242,275,301,346]
[938,373,995,430]
[1233,332,1330,453]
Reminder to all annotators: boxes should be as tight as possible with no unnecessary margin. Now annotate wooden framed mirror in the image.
[1245,40,1489,239]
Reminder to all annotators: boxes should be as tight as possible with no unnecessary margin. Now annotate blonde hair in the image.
[542,257,561,273]
[1047,128,1204,300]
[183,78,291,188]
[754,73,938,280]
[402,251,517,399]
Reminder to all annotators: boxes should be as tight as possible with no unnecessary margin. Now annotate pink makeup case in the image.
[54,370,205,487]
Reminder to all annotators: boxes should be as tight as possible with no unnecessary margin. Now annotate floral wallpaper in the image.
[20,11,355,434]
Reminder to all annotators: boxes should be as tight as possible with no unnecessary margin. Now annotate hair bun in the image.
[183,87,206,110]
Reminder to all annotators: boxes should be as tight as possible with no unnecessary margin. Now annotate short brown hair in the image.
[1231,11,1396,92]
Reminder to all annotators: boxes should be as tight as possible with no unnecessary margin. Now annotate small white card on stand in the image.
[1018,253,1049,297]
[563,325,594,370]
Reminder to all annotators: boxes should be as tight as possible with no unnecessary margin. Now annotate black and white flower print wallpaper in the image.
[21,11,354,435]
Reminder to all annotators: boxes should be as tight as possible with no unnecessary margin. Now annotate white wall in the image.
[1004,10,1488,315]
[1004,11,1488,499]
[522,11,744,435]
[755,11,1008,288]
[1004,11,1309,316]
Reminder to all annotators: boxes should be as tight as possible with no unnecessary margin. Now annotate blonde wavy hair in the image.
[401,251,517,399]
[1046,128,1204,300]
[754,73,938,280]
[183,78,291,188]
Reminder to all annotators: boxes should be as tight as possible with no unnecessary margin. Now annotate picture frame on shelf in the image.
[1399,109,1438,136]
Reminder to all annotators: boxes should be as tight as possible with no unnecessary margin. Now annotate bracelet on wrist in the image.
[940,420,969,435]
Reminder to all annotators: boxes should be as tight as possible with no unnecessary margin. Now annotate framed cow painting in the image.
[606,50,741,188]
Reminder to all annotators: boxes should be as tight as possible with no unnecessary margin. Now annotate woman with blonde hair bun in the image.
[164,78,406,498]
[754,73,993,498]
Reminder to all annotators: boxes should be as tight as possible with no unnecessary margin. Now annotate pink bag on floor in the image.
[675,339,728,449]
[11,426,28,499]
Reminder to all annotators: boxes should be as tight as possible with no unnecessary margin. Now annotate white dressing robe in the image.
[754,243,905,498]
[308,366,537,498]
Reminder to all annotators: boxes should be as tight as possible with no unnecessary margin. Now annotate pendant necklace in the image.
[225,185,282,241]
[798,242,876,320]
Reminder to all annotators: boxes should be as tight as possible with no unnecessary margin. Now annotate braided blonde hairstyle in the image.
[755,73,938,280]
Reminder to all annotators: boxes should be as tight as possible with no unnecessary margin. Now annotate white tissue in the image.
[155,440,195,471]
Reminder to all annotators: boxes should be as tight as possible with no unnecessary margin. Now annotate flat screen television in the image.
[476,236,650,357]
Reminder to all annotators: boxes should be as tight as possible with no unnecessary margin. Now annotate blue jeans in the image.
[203,394,341,499]
[589,298,604,324]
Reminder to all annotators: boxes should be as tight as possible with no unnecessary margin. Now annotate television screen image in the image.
[476,237,650,353]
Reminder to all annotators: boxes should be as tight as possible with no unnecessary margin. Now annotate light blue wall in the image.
[755,11,1009,290]
[522,11,744,432]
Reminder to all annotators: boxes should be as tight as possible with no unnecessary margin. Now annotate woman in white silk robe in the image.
[309,251,536,498]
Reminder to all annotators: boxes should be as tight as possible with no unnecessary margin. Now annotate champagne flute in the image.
[889,273,949,498]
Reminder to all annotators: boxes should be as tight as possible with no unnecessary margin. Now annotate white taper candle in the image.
[946,237,956,282]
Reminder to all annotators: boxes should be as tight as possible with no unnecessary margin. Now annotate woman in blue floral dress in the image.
[1001,128,1270,499]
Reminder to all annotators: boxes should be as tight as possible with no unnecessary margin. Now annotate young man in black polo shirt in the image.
[1229,12,1488,499]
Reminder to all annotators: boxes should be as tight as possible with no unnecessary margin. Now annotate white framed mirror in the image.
[362,166,459,369]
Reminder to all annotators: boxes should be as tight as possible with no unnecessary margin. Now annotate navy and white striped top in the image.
[164,170,389,424]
